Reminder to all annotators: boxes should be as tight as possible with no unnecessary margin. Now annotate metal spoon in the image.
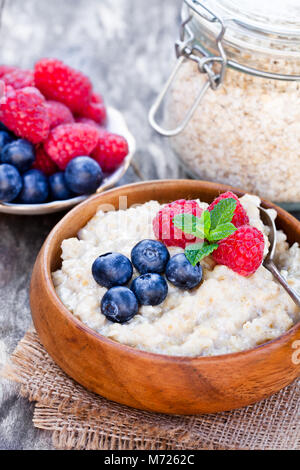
[259,206,300,307]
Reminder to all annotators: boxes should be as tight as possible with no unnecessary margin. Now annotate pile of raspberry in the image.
[0,59,129,203]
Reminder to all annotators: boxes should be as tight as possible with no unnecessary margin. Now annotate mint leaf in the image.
[208,222,237,242]
[210,198,237,230]
[185,242,219,266]
[192,210,211,239]
[200,210,211,239]
[173,214,204,238]
[173,211,211,239]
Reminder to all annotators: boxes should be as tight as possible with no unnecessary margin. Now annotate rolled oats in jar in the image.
[150,0,300,207]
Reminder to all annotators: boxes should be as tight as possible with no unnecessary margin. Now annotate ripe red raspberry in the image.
[213,225,264,276]
[0,81,14,105]
[34,58,92,114]
[208,191,249,228]
[75,116,103,130]
[44,123,99,170]
[45,100,74,129]
[0,65,18,78]
[1,69,34,89]
[80,100,107,125]
[79,92,106,125]
[91,132,129,172]
[32,146,58,176]
[0,80,5,98]
[91,92,103,104]
[153,199,203,249]
[0,86,50,144]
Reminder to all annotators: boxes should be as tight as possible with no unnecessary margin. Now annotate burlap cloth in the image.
[1,328,299,450]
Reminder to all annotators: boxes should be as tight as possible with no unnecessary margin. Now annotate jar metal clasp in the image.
[149,0,227,137]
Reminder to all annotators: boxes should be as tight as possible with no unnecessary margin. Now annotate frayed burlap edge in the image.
[32,405,223,451]
[1,328,300,450]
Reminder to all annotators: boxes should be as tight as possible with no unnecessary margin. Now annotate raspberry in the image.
[153,199,203,249]
[91,92,103,104]
[32,146,58,176]
[0,80,15,98]
[75,116,103,130]
[212,225,264,276]
[91,132,129,172]
[34,58,92,114]
[44,123,99,170]
[0,80,5,98]
[45,100,74,129]
[80,93,106,124]
[208,191,249,228]
[2,69,34,89]
[80,100,107,125]
[0,65,18,78]
[0,86,50,144]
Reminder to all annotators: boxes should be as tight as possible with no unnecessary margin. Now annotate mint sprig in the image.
[185,242,219,265]
[210,198,237,230]
[173,198,237,266]
[173,210,211,239]
[208,222,236,242]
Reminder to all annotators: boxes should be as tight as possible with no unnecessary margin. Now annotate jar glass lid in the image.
[185,0,300,56]
[217,0,300,36]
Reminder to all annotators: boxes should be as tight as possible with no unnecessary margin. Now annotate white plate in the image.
[0,106,136,215]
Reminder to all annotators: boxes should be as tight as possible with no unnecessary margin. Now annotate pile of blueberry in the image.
[91,239,203,324]
[0,124,103,204]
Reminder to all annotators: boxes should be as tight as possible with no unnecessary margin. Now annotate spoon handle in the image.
[265,261,300,307]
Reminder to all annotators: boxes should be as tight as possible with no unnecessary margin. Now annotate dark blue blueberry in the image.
[0,164,22,202]
[1,139,35,173]
[0,130,14,154]
[49,172,73,201]
[65,156,103,195]
[92,252,133,289]
[131,273,168,306]
[131,239,170,274]
[101,286,138,324]
[165,253,203,290]
[18,169,49,204]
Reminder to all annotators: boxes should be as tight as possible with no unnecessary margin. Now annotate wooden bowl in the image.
[30,180,300,414]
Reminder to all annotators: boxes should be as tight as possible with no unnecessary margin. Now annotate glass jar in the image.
[150,0,300,209]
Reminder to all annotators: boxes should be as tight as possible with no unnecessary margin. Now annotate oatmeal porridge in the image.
[52,194,300,357]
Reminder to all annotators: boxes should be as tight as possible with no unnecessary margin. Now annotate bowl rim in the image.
[39,178,300,363]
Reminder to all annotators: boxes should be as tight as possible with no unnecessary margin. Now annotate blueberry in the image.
[131,273,168,306]
[1,139,35,173]
[49,172,73,201]
[65,156,103,195]
[131,239,170,274]
[0,130,14,154]
[18,169,49,204]
[101,286,138,324]
[166,253,203,290]
[92,252,133,289]
[0,164,22,202]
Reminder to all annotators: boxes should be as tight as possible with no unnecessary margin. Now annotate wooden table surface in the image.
[0,0,299,450]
